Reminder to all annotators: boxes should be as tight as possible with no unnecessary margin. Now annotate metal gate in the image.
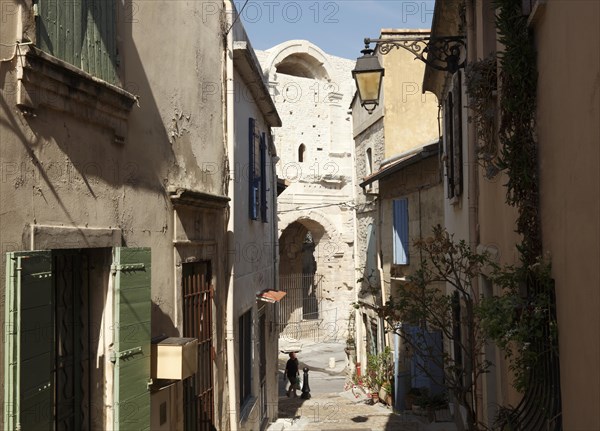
[54,251,88,430]
[278,274,339,342]
[183,262,215,431]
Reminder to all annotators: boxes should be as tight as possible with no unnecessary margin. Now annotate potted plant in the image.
[365,353,382,402]
[379,381,393,405]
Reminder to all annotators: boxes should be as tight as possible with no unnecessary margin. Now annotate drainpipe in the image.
[376,191,386,351]
[272,153,280,415]
[224,0,238,429]
[350,117,363,375]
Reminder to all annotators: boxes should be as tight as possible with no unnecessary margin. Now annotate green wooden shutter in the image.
[36,0,117,84]
[4,251,54,431]
[112,247,151,431]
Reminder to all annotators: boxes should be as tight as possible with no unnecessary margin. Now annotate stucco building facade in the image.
[350,29,440,384]
[0,1,281,430]
[423,0,600,429]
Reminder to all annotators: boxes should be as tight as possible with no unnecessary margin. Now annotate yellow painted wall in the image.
[380,30,440,158]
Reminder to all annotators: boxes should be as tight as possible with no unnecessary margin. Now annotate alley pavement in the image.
[269,340,457,431]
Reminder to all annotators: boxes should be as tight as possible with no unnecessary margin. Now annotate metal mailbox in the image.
[151,337,198,380]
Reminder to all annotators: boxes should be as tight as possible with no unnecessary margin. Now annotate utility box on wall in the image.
[151,337,198,380]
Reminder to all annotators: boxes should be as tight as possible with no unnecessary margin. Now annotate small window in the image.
[298,144,306,162]
[366,148,373,176]
[393,198,409,264]
[239,310,253,407]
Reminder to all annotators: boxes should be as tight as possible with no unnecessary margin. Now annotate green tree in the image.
[379,225,491,431]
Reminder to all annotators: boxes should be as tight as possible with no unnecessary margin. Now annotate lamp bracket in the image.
[364,35,466,73]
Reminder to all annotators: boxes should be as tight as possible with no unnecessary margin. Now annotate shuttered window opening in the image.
[444,71,463,199]
[35,0,118,84]
[393,198,409,265]
[260,132,268,222]
[239,309,253,407]
[249,119,269,222]
[365,223,379,287]
[452,71,463,197]
[4,247,152,431]
[445,92,455,198]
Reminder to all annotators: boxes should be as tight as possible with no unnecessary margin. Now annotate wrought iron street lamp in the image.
[352,35,466,114]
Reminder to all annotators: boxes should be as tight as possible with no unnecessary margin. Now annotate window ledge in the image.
[16,46,137,143]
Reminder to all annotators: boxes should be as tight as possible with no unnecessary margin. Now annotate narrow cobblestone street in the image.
[268,340,457,431]
[270,389,458,431]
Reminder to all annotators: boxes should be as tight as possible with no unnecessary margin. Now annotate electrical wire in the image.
[225,0,250,36]
[278,201,356,213]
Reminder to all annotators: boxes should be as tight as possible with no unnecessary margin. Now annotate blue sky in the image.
[240,1,435,59]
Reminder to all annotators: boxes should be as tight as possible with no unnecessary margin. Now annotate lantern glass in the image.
[352,50,384,114]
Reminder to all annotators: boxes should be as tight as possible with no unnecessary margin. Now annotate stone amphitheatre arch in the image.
[263,40,336,83]
[278,209,343,246]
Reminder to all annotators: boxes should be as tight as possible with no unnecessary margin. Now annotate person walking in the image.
[284,352,300,397]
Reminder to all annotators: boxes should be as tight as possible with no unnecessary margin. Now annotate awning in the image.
[359,142,439,188]
[256,289,287,303]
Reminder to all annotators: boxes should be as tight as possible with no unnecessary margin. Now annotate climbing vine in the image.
[494,0,541,265]
[465,55,499,179]
[478,258,558,393]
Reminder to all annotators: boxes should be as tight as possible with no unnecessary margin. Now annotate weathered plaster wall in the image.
[232,67,280,429]
[0,0,228,428]
[379,156,443,279]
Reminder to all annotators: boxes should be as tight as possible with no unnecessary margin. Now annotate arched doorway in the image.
[278,220,328,339]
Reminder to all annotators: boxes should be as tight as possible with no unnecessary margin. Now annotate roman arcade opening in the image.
[278,218,349,342]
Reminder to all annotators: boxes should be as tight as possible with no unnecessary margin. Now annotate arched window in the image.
[298,144,306,162]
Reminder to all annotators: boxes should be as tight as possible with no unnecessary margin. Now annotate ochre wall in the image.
[535,1,600,429]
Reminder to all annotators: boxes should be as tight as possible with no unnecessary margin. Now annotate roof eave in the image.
[233,41,282,127]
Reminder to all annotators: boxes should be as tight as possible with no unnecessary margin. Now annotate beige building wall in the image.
[351,28,443,382]
[426,0,600,428]
[0,1,229,428]
[230,64,280,428]
[379,156,443,278]
[535,1,600,429]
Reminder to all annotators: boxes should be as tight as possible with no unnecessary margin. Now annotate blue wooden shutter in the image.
[36,0,117,84]
[249,118,258,220]
[260,132,268,222]
[112,247,151,430]
[4,251,54,430]
[393,199,409,264]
